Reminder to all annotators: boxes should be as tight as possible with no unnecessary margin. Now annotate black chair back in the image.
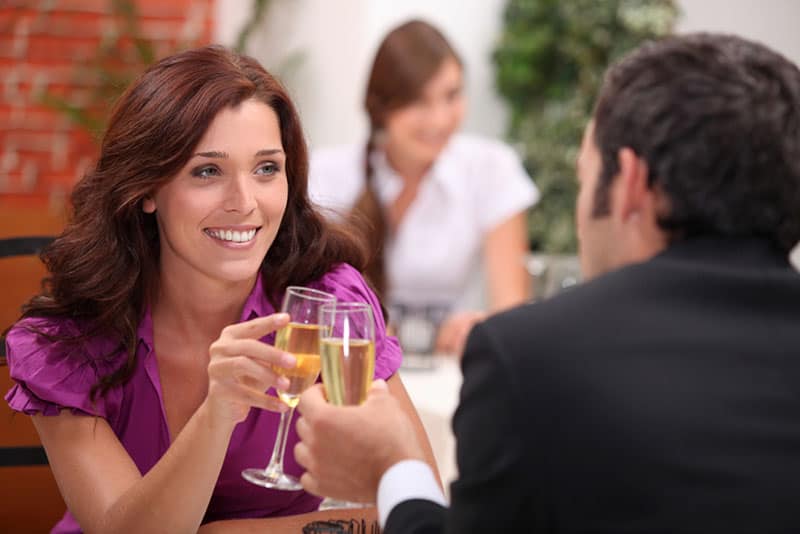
[0,235,54,467]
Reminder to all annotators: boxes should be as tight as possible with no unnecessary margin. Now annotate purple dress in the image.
[5,263,402,533]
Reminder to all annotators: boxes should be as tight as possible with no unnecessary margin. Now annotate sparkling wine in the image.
[320,338,375,406]
[273,323,323,407]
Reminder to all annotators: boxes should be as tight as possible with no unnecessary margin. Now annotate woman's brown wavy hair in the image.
[352,19,461,297]
[20,45,366,397]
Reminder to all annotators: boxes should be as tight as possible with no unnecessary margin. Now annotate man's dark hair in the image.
[593,33,800,253]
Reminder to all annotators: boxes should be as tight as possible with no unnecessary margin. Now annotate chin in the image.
[214,261,265,285]
[414,145,445,165]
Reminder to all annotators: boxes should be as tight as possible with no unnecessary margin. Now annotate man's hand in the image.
[294,380,426,503]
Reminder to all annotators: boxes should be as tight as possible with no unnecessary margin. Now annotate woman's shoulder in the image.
[7,315,83,349]
[5,316,125,416]
[308,263,383,316]
[7,316,119,355]
[308,264,401,379]
[309,263,372,301]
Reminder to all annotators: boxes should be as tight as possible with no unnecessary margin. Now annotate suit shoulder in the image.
[478,261,656,358]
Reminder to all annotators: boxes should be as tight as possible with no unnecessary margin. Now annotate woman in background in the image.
[310,20,539,357]
[4,45,434,533]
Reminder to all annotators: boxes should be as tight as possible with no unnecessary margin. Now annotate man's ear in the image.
[142,197,156,214]
[615,147,651,223]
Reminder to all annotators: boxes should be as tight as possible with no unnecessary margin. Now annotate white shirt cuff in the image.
[376,459,447,528]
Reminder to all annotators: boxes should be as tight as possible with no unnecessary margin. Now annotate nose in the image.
[223,174,257,214]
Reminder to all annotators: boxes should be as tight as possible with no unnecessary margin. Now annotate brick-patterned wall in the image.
[0,0,214,202]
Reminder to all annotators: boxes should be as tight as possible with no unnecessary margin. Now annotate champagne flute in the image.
[242,286,336,490]
[317,301,376,509]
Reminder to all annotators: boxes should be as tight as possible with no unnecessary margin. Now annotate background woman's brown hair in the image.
[353,19,461,297]
[20,45,365,397]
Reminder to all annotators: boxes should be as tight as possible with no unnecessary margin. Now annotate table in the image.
[398,356,463,499]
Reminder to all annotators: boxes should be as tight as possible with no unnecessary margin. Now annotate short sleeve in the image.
[472,138,540,233]
[310,263,402,380]
[4,317,119,418]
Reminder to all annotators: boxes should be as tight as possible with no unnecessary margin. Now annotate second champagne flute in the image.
[318,301,376,509]
[242,286,335,491]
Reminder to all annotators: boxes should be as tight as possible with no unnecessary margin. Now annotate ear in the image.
[614,147,651,223]
[142,196,156,214]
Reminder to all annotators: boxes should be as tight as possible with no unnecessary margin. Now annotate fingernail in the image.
[276,313,290,322]
[282,353,296,367]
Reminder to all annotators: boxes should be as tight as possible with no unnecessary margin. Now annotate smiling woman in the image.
[142,100,289,285]
[310,20,539,357]
[3,45,436,534]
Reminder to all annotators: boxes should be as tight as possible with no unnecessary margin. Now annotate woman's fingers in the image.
[219,312,290,340]
[209,354,288,391]
[204,312,299,419]
[209,338,295,369]
[238,385,288,413]
[212,380,289,413]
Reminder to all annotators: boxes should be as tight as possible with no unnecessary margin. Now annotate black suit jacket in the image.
[386,237,800,533]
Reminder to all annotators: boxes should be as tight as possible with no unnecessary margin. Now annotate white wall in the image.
[675,0,800,67]
[216,0,800,149]
[673,0,800,265]
[215,0,800,263]
[214,0,508,151]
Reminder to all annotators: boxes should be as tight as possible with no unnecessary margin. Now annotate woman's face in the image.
[383,56,465,170]
[143,99,289,286]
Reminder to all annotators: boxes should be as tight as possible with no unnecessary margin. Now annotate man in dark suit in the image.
[294,33,800,533]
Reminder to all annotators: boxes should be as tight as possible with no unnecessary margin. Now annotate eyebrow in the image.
[193,149,284,158]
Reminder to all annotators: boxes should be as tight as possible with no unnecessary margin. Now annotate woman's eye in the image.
[256,162,280,176]
[191,165,220,179]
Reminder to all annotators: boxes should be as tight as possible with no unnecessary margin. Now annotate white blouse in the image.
[309,133,539,312]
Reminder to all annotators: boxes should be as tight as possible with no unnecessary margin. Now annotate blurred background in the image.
[2,0,799,252]
[3,0,800,257]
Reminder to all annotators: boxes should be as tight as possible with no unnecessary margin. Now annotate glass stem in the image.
[264,406,294,478]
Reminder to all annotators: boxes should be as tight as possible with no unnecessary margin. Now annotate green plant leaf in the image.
[494,0,678,252]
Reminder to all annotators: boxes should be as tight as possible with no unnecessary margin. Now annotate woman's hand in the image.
[205,313,297,426]
[435,310,486,357]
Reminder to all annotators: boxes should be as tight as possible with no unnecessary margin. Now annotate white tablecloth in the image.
[399,356,463,498]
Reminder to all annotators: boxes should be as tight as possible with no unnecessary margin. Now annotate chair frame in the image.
[0,235,54,467]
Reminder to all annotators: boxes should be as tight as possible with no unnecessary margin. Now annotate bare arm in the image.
[385,372,441,487]
[34,403,234,534]
[32,314,294,534]
[483,211,531,311]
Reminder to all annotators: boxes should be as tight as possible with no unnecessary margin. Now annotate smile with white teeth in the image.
[205,228,258,243]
